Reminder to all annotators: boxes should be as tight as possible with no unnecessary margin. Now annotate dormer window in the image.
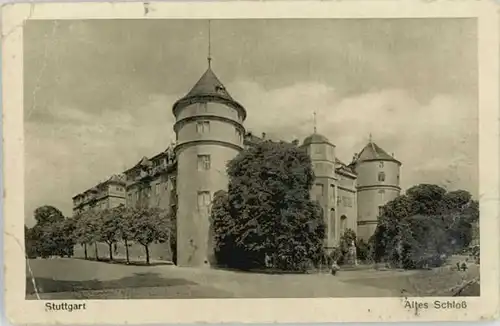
[215,85,225,93]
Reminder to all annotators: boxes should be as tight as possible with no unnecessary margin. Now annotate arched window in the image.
[378,172,386,182]
[340,215,347,235]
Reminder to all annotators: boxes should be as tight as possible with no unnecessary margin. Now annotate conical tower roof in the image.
[173,67,246,119]
[184,67,235,101]
[355,141,400,164]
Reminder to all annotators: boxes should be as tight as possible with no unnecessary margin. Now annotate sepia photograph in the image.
[3,1,499,324]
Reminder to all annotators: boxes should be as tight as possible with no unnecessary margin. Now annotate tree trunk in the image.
[84,243,88,260]
[94,242,99,261]
[124,239,130,264]
[108,242,113,261]
[144,244,150,265]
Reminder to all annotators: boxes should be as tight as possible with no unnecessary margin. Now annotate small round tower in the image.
[172,66,246,267]
[302,133,337,252]
[353,140,401,241]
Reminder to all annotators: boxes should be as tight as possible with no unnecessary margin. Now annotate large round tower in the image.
[172,66,246,267]
[302,133,337,252]
[353,140,401,241]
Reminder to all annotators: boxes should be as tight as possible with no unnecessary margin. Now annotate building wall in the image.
[175,100,244,268]
[176,102,244,124]
[356,160,400,189]
[176,144,240,267]
[355,160,401,241]
[307,142,337,249]
[336,169,358,240]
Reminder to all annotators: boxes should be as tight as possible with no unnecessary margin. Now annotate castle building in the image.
[352,141,402,240]
[172,65,247,267]
[71,31,402,266]
[72,175,127,214]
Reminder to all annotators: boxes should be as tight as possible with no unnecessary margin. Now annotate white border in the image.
[2,1,499,324]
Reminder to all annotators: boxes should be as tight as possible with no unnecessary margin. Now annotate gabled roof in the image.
[355,141,400,164]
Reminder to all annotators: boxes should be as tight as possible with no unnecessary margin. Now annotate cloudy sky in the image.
[24,18,478,225]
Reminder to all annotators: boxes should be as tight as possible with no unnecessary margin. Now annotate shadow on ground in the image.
[26,272,195,294]
[73,257,173,267]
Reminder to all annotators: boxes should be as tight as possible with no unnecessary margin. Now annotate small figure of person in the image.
[331,261,340,276]
[461,262,468,272]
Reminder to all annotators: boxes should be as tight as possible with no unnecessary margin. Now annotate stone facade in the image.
[72,66,402,267]
[72,175,127,214]
[353,142,402,241]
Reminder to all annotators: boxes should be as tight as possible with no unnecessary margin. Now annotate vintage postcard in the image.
[3,0,500,324]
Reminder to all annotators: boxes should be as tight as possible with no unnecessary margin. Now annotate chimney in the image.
[262,132,266,139]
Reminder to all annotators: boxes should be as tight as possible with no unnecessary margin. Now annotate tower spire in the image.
[369,133,373,143]
[207,20,212,68]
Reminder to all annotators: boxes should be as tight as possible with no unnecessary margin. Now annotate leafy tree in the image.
[115,205,133,264]
[129,207,170,264]
[371,184,479,269]
[75,210,101,260]
[25,225,38,259]
[49,218,76,258]
[356,239,372,262]
[212,140,325,272]
[33,205,65,226]
[406,184,447,216]
[27,205,75,258]
[336,229,357,265]
[98,208,122,261]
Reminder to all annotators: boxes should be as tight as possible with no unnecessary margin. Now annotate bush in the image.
[356,239,372,262]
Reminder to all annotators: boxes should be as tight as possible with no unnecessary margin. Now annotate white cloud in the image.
[229,80,478,196]
[25,81,478,225]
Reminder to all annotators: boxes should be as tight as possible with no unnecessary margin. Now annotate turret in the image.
[353,140,401,241]
[172,66,246,267]
[301,133,337,252]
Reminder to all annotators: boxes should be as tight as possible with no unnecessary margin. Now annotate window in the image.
[197,155,211,170]
[215,85,225,93]
[379,162,384,168]
[199,102,208,112]
[314,145,322,154]
[378,206,384,216]
[378,172,386,182]
[155,183,160,196]
[196,121,210,134]
[197,191,211,210]
[330,184,335,202]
